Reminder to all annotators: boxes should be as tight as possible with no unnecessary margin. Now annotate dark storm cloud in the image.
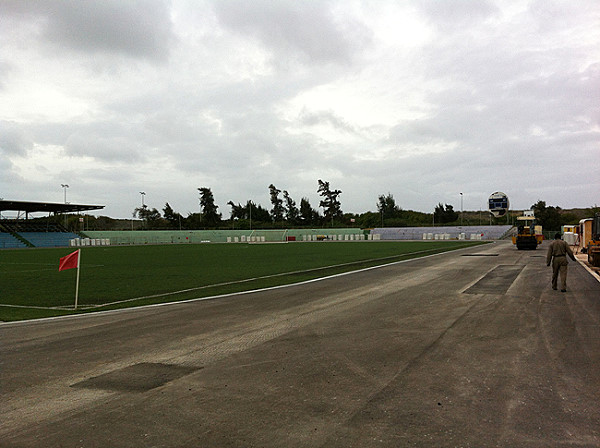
[1,0,175,60]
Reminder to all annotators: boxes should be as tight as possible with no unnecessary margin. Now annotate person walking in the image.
[546,232,576,292]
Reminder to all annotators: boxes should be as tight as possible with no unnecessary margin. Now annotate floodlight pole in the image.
[61,184,69,203]
[61,184,69,228]
[460,192,463,226]
[139,191,146,207]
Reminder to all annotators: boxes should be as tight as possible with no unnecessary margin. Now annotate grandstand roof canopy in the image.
[0,200,104,215]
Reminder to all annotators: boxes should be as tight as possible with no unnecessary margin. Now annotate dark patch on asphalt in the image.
[461,254,499,257]
[72,363,201,392]
[464,265,525,294]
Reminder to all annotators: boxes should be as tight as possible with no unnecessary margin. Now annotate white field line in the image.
[0,262,56,265]
[0,263,104,275]
[0,243,481,313]
[2,268,57,274]
[90,247,453,309]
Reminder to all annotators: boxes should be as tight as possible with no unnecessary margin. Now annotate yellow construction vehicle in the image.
[512,211,543,250]
[579,213,600,267]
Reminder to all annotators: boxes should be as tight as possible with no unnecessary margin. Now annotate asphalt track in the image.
[2,241,599,448]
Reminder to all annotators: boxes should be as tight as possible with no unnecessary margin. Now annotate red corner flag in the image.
[59,249,80,271]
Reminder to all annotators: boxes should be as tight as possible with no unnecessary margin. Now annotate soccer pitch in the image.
[0,240,487,321]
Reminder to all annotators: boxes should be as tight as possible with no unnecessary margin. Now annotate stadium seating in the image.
[0,232,27,248]
[0,220,80,248]
[1,221,65,233]
[18,232,80,248]
[371,225,513,241]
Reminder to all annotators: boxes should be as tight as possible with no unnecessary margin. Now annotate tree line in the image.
[49,182,596,231]
[131,180,349,230]
[129,183,597,231]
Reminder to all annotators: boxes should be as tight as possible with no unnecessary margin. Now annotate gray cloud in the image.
[416,0,500,32]
[299,109,358,134]
[0,121,33,156]
[213,0,372,66]
[0,0,598,217]
[1,0,175,60]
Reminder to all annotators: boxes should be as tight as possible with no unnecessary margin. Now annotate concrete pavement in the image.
[1,241,599,447]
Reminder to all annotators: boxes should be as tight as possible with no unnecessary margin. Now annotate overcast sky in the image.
[1,0,598,219]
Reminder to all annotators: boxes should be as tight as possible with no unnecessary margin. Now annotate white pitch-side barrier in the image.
[71,238,110,246]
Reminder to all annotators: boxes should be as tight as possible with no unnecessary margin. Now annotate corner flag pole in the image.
[74,250,81,310]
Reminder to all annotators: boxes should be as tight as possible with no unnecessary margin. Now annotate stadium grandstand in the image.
[0,199,104,248]
[1,199,515,249]
[371,225,513,241]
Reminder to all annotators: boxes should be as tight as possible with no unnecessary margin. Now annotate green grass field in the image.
[0,240,487,321]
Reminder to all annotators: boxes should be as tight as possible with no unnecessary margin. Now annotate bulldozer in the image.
[512,211,543,250]
[579,212,600,267]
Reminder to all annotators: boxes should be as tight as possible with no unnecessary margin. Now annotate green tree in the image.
[559,212,579,226]
[531,200,561,231]
[269,184,285,222]
[227,200,270,223]
[248,201,271,222]
[227,201,246,220]
[133,206,162,229]
[198,187,221,226]
[357,211,380,228]
[283,190,299,224]
[163,203,183,228]
[434,203,458,224]
[317,179,342,223]
[299,197,318,225]
[377,193,402,220]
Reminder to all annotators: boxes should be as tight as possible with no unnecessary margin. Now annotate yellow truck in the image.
[512,211,543,250]
[578,213,600,267]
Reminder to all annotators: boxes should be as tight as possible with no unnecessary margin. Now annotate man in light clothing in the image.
[546,232,576,292]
